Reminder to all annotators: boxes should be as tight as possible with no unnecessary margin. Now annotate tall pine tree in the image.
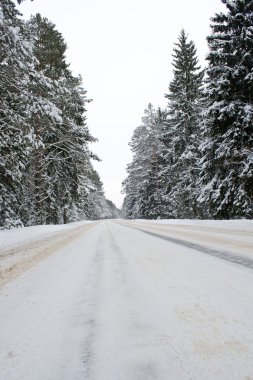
[24,14,98,225]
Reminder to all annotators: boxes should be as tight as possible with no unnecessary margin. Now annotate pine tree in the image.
[31,14,69,80]
[198,0,253,219]
[22,14,67,224]
[55,73,97,223]
[163,30,204,218]
[24,14,98,225]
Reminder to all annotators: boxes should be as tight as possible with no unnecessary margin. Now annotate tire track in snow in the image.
[89,222,192,380]
[118,223,253,270]
[80,232,104,379]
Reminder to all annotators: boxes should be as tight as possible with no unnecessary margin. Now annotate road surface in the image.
[0,220,253,380]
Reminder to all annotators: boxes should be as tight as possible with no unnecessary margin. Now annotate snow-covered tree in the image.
[0,0,36,228]
[123,104,165,219]
[162,30,204,218]
[19,14,70,225]
[23,14,99,225]
[104,199,121,219]
[198,0,253,218]
[78,167,119,220]
[0,3,110,228]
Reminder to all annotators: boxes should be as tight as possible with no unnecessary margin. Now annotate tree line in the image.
[0,0,118,229]
[122,0,253,220]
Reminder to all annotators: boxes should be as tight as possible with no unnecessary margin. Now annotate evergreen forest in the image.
[123,1,253,220]
[0,0,119,228]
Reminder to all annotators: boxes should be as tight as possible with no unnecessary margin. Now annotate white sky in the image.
[19,0,225,209]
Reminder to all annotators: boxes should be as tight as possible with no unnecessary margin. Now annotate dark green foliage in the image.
[30,14,69,80]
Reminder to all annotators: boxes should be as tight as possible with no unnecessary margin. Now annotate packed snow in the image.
[0,220,253,379]
[121,219,253,261]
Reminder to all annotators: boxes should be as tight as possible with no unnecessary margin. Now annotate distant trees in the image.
[123,1,253,220]
[122,104,166,219]
[0,1,116,228]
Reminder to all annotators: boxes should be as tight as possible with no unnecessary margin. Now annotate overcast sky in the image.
[19,0,225,208]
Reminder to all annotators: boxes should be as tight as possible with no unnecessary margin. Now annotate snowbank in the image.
[0,221,95,251]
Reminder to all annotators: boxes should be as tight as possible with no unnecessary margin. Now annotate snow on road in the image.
[0,220,253,379]
[119,219,253,260]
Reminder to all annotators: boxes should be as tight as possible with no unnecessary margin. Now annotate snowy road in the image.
[0,220,253,379]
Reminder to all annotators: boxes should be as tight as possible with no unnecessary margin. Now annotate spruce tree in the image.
[198,0,253,218]
[163,30,204,218]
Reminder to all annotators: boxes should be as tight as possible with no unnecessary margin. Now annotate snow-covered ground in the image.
[0,221,96,287]
[134,218,253,230]
[0,220,253,379]
[120,219,253,261]
[0,220,95,251]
